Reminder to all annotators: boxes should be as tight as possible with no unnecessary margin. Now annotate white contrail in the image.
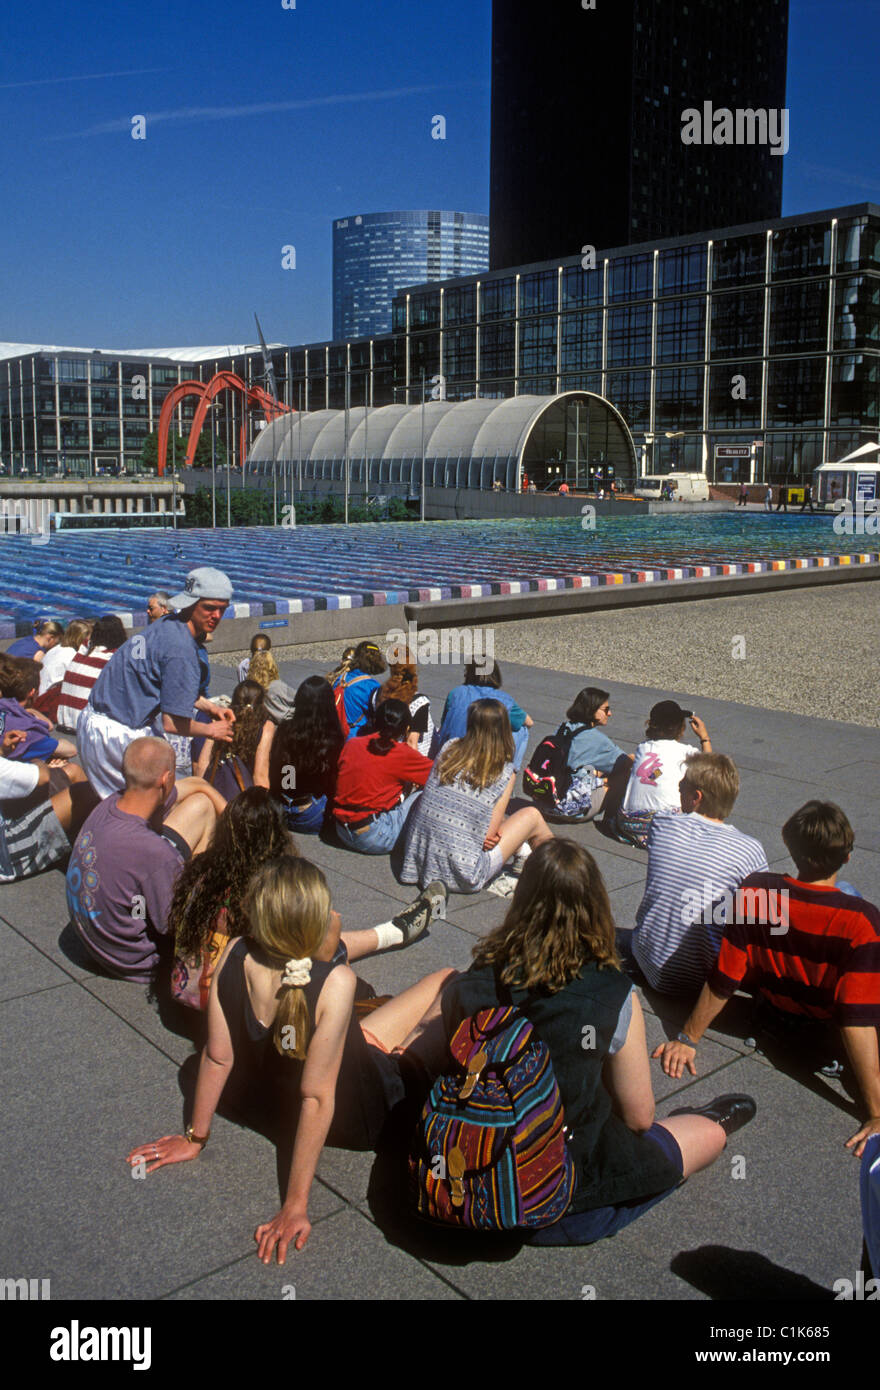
[0,67,168,91]
[53,83,455,139]
[800,162,880,196]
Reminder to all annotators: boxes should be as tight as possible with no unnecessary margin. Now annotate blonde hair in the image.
[438,698,513,790]
[682,752,739,820]
[472,840,619,991]
[242,857,331,1061]
[63,619,94,650]
[247,649,280,690]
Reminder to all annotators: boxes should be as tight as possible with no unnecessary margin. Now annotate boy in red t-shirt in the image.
[653,801,880,1158]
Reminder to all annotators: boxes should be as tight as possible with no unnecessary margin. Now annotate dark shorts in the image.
[159,824,192,861]
[526,1123,684,1246]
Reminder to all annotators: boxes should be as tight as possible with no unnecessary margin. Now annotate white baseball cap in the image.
[169,567,234,611]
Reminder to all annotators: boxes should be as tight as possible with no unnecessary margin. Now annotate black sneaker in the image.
[389,881,448,949]
[669,1093,757,1137]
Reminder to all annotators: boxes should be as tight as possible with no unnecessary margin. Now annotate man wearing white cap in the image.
[77,568,236,798]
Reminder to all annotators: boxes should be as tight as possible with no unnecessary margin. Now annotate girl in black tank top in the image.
[127,855,455,1263]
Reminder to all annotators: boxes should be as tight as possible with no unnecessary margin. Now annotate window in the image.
[708,364,762,428]
[657,298,706,362]
[443,328,476,381]
[834,276,880,352]
[771,225,832,281]
[712,234,766,288]
[767,358,827,429]
[479,323,515,378]
[519,318,557,376]
[479,278,516,322]
[830,354,879,427]
[443,285,476,327]
[605,371,652,431]
[769,282,830,354]
[710,290,765,359]
[561,312,602,372]
[561,265,603,310]
[607,305,652,367]
[609,254,652,302]
[655,367,704,430]
[519,270,557,317]
[658,245,707,296]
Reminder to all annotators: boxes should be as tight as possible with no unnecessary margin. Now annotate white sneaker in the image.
[487,872,519,898]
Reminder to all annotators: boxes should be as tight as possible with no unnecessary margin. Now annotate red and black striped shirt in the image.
[708,872,880,1027]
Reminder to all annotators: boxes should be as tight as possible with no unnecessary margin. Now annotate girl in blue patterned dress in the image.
[400,699,553,894]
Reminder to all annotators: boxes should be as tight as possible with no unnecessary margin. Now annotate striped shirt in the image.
[56,645,115,731]
[632,812,769,994]
[708,873,880,1027]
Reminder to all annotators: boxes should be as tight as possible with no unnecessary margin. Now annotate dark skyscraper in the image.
[490,0,789,270]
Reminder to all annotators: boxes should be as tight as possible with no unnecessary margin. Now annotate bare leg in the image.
[342,929,378,962]
[164,791,217,856]
[52,778,101,841]
[653,1114,726,1178]
[495,806,553,863]
[361,968,457,1053]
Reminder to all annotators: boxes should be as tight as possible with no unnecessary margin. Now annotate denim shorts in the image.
[335,789,421,855]
[527,1123,684,1246]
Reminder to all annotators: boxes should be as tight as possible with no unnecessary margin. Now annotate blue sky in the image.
[0,0,877,350]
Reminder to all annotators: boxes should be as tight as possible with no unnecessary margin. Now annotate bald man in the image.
[66,737,226,983]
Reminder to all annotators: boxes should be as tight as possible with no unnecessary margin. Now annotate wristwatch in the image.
[676,1031,697,1049]
[185,1124,210,1147]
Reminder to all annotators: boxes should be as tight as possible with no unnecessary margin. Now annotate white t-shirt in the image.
[622,739,693,815]
[0,757,40,801]
[39,644,76,694]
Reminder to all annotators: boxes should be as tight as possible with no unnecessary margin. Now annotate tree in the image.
[140,429,227,473]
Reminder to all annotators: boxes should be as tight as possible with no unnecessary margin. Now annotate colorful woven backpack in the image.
[409,1006,576,1231]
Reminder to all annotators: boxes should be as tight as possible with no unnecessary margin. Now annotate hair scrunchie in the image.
[281,957,312,989]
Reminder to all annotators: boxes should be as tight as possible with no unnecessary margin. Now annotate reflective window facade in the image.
[332,210,489,340]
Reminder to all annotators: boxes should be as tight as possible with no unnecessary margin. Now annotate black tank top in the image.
[217,938,391,1150]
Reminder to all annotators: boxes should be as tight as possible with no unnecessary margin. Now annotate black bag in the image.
[522,723,588,807]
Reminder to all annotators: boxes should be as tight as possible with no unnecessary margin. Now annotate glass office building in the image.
[3,203,877,489]
[490,0,789,269]
[332,211,489,341]
[389,203,880,486]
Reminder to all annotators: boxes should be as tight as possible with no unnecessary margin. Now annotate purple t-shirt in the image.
[66,794,184,982]
[0,699,58,761]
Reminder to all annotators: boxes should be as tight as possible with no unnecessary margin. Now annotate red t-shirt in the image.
[333,736,432,821]
[709,872,880,1026]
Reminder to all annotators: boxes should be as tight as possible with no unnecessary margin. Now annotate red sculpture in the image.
[156,372,292,478]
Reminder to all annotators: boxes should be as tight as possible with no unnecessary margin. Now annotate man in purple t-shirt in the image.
[66,738,226,983]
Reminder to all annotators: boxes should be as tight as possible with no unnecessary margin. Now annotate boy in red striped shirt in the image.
[653,801,880,1158]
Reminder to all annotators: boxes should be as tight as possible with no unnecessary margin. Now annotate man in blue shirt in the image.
[77,568,235,797]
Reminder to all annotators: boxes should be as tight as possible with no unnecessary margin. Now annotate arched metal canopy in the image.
[248,391,637,491]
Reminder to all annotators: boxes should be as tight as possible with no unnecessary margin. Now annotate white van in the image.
[634,472,710,502]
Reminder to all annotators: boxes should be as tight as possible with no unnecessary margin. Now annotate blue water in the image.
[0,513,870,630]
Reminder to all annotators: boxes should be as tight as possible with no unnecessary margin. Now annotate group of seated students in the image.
[1,585,878,1271]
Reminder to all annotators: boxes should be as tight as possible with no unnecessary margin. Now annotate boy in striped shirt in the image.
[654,801,880,1158]
[630,753,768,994]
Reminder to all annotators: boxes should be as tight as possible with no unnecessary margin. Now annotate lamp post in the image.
[420,369,426,521]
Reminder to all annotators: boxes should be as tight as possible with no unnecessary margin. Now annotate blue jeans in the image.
[282,793,327,834]
[335,789,422,854]
[527,1124,683,1246]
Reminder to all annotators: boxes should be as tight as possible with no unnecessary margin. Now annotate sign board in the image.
[260,618,290,630]
[856,472,877,502]
[715,446,751,459]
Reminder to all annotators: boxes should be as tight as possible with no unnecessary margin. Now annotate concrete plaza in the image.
[1,654,877,1302]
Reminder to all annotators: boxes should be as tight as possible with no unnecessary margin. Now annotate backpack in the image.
[409,1006,575,1231]
[332,672,373,738]
[522,723,588,807]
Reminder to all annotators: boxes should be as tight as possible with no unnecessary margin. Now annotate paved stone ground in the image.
[214,580,880,728]
[1,654,877,1304]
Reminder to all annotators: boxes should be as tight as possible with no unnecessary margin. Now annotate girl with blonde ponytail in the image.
[128,855,453,1263]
